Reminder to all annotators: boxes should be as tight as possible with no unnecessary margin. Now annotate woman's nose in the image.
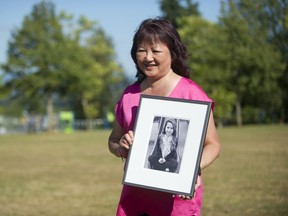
[145,51,154,61]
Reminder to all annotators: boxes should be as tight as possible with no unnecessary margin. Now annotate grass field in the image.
[0,125,287,216]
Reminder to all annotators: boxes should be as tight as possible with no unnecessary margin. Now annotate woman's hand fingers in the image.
[194,175,201,191]
[173,175,201,200]
[173,194,192,200]
[120,130,134,149]
[179,195,192,200]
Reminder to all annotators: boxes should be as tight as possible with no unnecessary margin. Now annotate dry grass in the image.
[202,125,288,216]
[0,125,287,216]
[0,131,122,216]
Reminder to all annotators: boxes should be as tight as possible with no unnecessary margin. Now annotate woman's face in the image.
[136,41,172,79]
[165,122,174,135]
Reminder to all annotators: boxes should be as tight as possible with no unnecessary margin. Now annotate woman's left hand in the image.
[175,175,201,200]
[194,175,201,191]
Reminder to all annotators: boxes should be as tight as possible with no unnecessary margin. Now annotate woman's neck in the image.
[164,133,172,138]
[146,69,173,87]
[142,70,180,96]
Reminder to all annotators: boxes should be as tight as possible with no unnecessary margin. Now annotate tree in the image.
[1,1,66,130]
[87,29,127,119]
[159,0,200,28]
[235,0,288,122]
[177,1,283,126]
[219,0,283,125]
[178,16,236,126]
[1,1,127,131]
[59,15,126,122]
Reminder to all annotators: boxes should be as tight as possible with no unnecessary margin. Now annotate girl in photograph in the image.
[148,118,178,172]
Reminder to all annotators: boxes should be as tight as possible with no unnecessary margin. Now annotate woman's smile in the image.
[136,42,172,79]
[145,63,157,70]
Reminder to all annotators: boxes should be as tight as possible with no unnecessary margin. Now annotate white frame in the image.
[123,95,212,196]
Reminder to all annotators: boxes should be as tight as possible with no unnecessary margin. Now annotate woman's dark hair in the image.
[131,17,190,83]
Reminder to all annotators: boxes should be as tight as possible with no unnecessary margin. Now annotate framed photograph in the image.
[123,94,212,196]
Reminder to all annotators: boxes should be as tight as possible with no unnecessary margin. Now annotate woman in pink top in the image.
[108,18,221,216]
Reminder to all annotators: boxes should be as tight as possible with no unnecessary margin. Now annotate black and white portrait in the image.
[144,116,190,174]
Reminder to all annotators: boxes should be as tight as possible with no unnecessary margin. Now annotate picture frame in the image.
[123,94,212,197]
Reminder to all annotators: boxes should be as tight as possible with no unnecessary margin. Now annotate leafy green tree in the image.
[1,1,127,131]
[178,1,283,126]
[59,15,126,122]
[178,16,236,126]
[219,0,283,125]
[84,28,124,119]
[1,1,66,130]
[0,76,10,115]
[159,0,200,27]
[235,0,288,122]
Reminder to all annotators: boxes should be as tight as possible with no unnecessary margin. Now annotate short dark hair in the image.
[131,17,190,83]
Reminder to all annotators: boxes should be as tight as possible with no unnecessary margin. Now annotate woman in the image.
[148,119,178,173]
[108,17,221,216]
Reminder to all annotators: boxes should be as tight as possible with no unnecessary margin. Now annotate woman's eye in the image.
[137,49,146,52]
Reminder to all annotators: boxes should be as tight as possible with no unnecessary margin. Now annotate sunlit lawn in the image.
[202,125,288,216]
[0,125,287,216]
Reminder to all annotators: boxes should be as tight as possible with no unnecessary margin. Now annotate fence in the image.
[0,115,108,135]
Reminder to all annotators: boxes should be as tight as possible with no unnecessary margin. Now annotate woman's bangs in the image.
[137,29,160,46]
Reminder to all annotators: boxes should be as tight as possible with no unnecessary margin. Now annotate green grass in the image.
[202,125,288,216]
[0,125,287,216]
[0,131,123,216]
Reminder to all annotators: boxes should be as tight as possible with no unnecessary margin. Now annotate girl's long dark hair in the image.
[131,17,190,83]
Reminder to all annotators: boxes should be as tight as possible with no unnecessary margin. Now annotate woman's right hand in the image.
[118,130,134,158]
[108,121,133,159]
[119,130,134,150]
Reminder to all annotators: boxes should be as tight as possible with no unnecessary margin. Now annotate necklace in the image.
[163,134,172,143]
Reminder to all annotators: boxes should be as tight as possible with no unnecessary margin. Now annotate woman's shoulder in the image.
[178,77,205,91]
[170,76,214,108]
[118,82,141,103]
[117,81,141,107]
[172,77,213,103]
[122,82,141,94]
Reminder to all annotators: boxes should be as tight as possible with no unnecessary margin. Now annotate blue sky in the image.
[0,0,221,78]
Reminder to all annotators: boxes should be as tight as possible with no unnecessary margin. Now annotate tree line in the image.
[162,0,287,126]
[0,0,287,130]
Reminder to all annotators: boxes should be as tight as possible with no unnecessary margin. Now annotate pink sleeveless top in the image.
[115,77,213,216]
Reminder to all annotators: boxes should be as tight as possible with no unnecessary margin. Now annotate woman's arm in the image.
[178,111,221,200]
[108,120,133,158]
[200,111,221,170]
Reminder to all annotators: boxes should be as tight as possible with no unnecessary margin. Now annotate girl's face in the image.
[165,122,174,135]
[136,41,172,79]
